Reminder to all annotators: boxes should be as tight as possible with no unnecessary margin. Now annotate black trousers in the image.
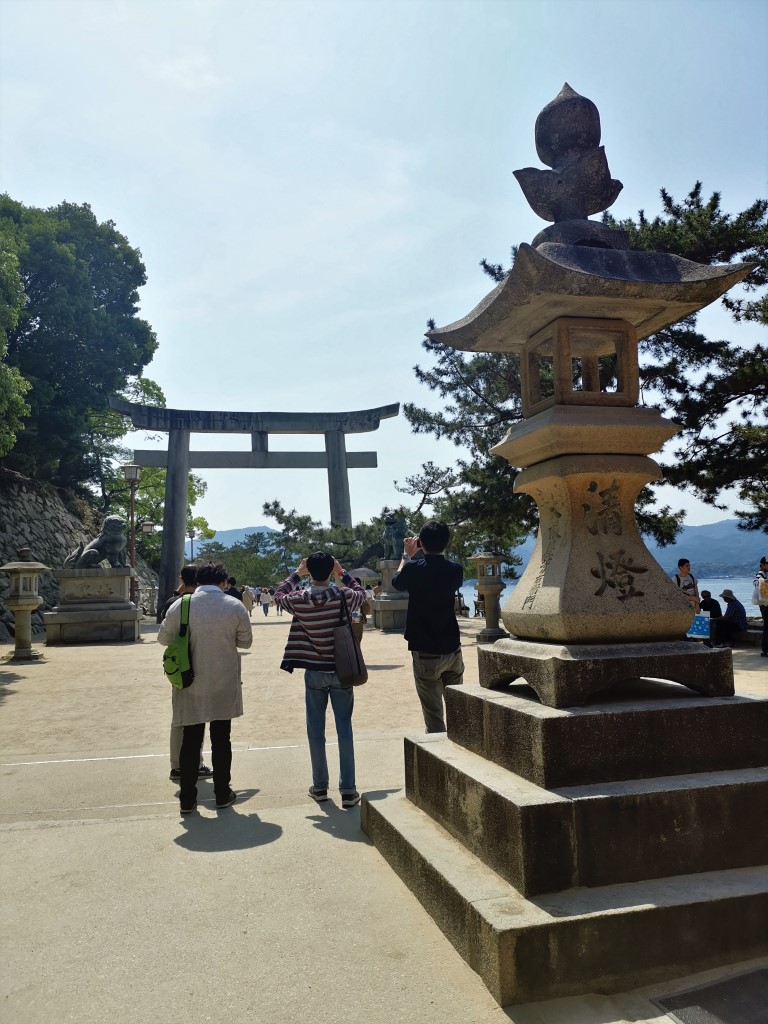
[180,720,232,805]
[760,605,768,654]
[712,618,741,647]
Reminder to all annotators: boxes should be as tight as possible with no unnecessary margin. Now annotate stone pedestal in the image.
[44,568,141,644]
[2,595,44,661]
[479,637,734,707]
[475,581,508,644]
[372,559,408,631]
[361,683,768,1005]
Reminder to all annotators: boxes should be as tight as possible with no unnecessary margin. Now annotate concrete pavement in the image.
[1,614,766,1023]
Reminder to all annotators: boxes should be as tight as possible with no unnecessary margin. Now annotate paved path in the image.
[1,616,766,1023]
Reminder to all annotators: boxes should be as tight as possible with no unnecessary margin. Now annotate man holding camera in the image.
[392,521,464,733]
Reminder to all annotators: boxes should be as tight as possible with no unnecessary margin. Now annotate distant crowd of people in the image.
[157,521,464,815]
[675,555,768,656]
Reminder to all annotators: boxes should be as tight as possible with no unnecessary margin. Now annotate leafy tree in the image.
[405,184,767,543]
[0,196,157,486]
[0,223,31,455]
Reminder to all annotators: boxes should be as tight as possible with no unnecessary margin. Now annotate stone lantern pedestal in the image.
[44,567,140,644]
[362,85,767,1006]
[1,548,50,662]
[470,546,508,644]
[371,559,408,631]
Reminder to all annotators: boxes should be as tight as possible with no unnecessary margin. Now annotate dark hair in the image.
[307,551,334,582]
[761,556,767,565]
[701,590,711,598]
[419,520,450,553]
[179,565,198,586]
[677,558,690,568]
[228,577,237,586]
[196,561,228,586]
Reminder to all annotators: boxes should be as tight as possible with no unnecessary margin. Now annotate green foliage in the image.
[0,223,31,455]
[0,195,157,485]
[405,184,767,543]
[196,501,448,585]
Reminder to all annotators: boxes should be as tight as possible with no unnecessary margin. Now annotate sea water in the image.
[461,576,758,617]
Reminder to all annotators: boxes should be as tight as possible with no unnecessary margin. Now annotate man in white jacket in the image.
[158,561,253,814]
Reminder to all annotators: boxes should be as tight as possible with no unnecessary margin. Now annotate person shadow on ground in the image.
[307,788,401,844]
[174,790,283,853]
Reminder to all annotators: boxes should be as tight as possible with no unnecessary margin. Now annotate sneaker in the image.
[308,786,329,802]
[197,764,214,779]
[180,800,197,814]
[215,789,237,809]
[169,768,181,781]
[341,790,361,808]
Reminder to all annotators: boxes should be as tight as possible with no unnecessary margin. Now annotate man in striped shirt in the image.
[275,552,365,808]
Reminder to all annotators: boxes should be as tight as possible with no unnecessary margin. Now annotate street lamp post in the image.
[121,464,142,604]
[188,526,196,562]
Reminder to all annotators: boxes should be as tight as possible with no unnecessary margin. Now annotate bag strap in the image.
[337,589,351,628]
[179,594,190,638]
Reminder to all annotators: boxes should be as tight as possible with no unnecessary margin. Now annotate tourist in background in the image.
[753,556,768,657]
[274,552,365,808]
[392,521,464,733]
[260,588,272,616]
[159,565,212,782]
[712,588,748,649]
[158,561,253,814]
[242,585,254,617]
[699,589,722,649]
[674,558,700,613]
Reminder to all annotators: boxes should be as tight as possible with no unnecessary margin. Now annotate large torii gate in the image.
[108,397,399,609]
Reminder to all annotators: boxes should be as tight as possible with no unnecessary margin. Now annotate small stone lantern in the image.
[470,542,508,644]
[1,547,50,662]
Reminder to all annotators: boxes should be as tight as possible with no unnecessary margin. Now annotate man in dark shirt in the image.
[699,590,722,648]
[713,589,748,648]
[392,521,464,733]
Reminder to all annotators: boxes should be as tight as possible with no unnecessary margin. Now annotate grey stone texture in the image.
[371,559,408,631]
[44,568,140,643]
[426,243,753,355]
[478,638,734,707]
[362,679,768,1004]
[445,683,768,788]
[0,468,156,643]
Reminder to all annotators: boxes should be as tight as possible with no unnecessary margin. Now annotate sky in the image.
[1,0,767,533]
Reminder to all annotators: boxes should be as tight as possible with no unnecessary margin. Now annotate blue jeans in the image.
[304,670,356,792]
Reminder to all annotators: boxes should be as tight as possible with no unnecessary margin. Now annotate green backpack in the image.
[163,594,194,689]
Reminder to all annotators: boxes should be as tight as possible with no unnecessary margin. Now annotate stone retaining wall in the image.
[0,468,157,642]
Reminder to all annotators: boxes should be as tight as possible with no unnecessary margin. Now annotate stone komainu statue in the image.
[64,515,128,569]
[381,515,407,561]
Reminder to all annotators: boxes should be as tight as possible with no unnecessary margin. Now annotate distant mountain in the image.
[187,524,276,559]
[508,519,767,579]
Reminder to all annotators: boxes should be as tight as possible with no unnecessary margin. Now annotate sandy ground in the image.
[1,615,766,1024]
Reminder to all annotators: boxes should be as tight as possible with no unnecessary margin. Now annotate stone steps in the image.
[361,790,768,1006]
[445,683,768,787]
[405,734,768,896]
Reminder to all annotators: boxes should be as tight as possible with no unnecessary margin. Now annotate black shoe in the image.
[341,790,361,808]
[308,786,328,802]
[180,800,197,815]
[169,768,181,781]
[197,764,214,779]
[215,790,237,809]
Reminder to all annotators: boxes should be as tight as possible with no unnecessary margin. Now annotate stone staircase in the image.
[361,681,768,1006]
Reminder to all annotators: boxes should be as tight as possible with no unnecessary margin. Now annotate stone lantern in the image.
[1,547,50,662]
[470,542,508,643]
